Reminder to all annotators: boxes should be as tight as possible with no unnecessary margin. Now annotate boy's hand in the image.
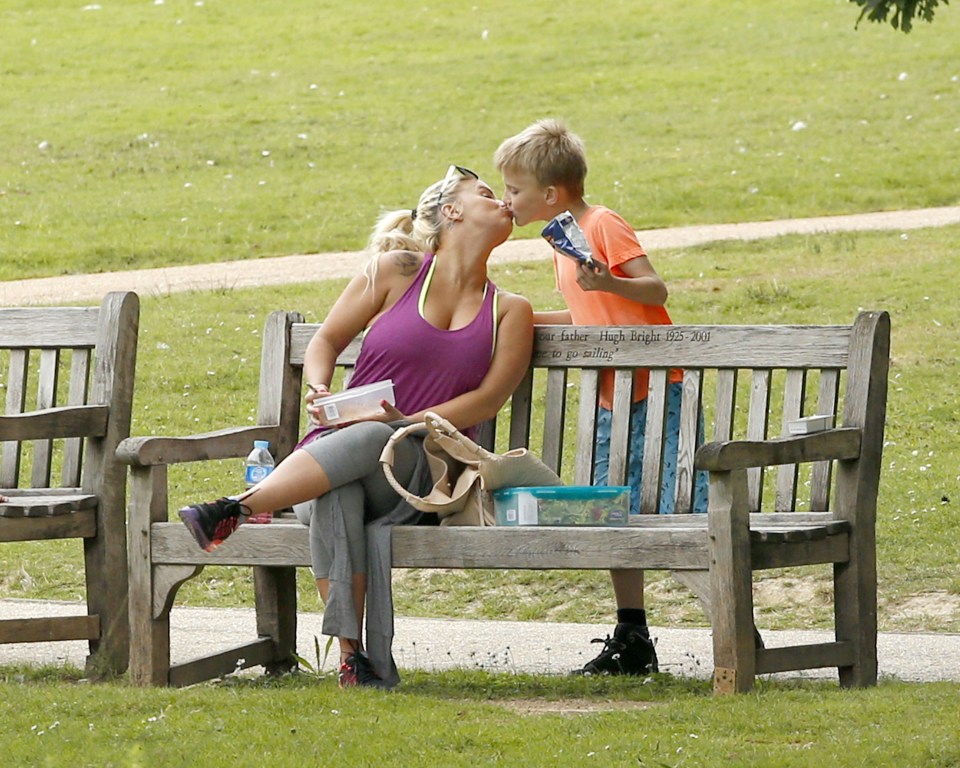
[575,260,615,292]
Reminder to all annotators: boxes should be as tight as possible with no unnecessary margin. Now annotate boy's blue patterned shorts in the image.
[594,381,709,515]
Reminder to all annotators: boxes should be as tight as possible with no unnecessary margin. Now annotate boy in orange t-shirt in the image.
[495,119,708,676]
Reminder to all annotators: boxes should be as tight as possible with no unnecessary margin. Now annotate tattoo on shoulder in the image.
[392,250,421,276]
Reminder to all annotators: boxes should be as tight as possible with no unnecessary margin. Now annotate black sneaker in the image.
[178,497,250,552]
[338,652,388,689]
[573,622,659,676]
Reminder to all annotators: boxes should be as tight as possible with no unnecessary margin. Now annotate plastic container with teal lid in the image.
[492,486,631,527]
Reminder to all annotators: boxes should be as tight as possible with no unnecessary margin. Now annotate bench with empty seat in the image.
[0,292,139,675]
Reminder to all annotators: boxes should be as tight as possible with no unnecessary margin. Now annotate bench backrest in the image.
[259,310,889,517]
[0,292,140,492]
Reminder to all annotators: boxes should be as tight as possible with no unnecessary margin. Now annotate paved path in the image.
[3,206,959,305]
[2,598,958,684]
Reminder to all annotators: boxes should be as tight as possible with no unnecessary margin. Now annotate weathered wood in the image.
[32,348,60,487]
[0,291,139,677]
[169,638,276,688]
[508,367,534,453]
[0,615,99,644]
[751,534,849,570]
[63,349,92,487]
[1,349,29,487]
[541,368,568,471]
[746,369,772,510]
[675,368,702,514]
[696,429,862,471]
[756,641,855,675]
[640,369,668,513]
[833,311,888,688]
[0,306,101,347]
[117,425,281,467]
[527,324,854,368]
[810,369,841,511]
[0,493,97,518]
[0,406,109,442]
[254,565,298,675]
[573,369,599,484]
[119,311,887,694]
[776,368,806,511]
[0,509,97,541]
[709,469,756,693]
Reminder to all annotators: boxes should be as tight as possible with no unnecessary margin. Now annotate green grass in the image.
[1,666,958,767]
[3,224,958,633]
[3,0,959,280]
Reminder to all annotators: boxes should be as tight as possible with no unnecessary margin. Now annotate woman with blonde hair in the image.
[179,166,533,688]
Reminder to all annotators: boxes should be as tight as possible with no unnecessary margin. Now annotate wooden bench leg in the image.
[834,512,878,688]
[708,468,756,694]
[129,564,201,686]
[83,511,129,676]
[254,565,298,675]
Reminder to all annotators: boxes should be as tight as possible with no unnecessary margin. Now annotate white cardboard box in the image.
[787,414,835,434]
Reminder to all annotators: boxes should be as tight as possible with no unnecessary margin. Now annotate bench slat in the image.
[63,349,91,487]
[713,368,738,443]
[608,369,633,486]
[0,508,97,541]
[640,369,669,513]
[747,368,772,510]
[0,307,101,347]
[776,368,806,511]
[508,367,534,452]
[0,615,100,644]
[1,350,29,487]
[31,349,61,487]
[0,493,98,518]
[675,368,702,514]
[573,369,599,484]
[811,369,841,511]
[529,325,854,368]
[541,368,568,472]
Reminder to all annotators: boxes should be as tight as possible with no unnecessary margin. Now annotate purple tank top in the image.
[346,253,498,435]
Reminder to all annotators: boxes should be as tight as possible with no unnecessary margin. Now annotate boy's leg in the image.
[573,402,658,676]
[659,381,709,515]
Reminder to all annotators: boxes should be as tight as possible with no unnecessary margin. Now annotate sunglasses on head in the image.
[436,165,479,209]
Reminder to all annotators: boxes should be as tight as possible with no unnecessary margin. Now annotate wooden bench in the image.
[0,291,139,675]
[118,309,889,693]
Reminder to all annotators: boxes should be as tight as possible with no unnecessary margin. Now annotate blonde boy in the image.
[494,119,708,676]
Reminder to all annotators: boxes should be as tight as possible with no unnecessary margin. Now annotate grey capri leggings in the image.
[292,421,422,580]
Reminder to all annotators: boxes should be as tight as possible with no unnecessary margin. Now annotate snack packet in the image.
[541,211,595,267]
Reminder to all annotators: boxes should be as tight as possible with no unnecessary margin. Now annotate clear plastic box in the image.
[492,485,631,527]
[312,379,395,427]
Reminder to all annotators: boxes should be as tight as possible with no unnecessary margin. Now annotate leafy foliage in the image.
[851,0,949,31]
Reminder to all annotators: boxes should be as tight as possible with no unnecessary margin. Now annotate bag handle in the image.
[379,420,429,507]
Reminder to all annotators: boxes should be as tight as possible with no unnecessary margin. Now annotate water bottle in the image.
[243,440,274,523]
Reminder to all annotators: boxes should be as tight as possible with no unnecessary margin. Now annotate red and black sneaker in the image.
[178,497,250,552]
[338,652,388,689]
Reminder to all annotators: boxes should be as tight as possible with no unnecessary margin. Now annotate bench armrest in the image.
[0,405,109,441]
[696,427,862,472]
[117,425,281,467]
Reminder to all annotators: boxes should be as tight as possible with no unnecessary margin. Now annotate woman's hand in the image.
[305,383,331,426]
[355,401,406,424]
[378,401,407,423]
